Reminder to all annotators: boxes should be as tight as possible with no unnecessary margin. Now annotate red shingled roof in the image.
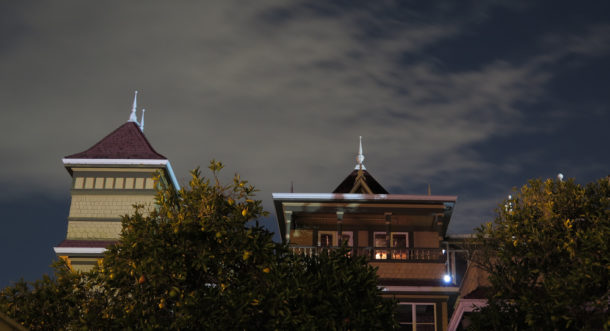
[57,239,117,248]
[332,169,389,194]
[65,122,166,159]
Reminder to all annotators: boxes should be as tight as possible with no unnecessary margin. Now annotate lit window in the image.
[374,232,387,259]
[391,232,408,259]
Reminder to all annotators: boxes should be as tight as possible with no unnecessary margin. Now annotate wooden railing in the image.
[288,246,445,262]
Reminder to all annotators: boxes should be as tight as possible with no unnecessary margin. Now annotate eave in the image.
[272,193,457,241]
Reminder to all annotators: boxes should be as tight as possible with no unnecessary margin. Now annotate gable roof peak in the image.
[332,137,388,194]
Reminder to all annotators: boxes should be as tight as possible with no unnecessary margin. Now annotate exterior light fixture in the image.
[443,274,452,283]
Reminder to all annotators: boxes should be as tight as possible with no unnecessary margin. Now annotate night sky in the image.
[1,1,609,288]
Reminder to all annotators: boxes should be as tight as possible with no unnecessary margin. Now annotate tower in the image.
[53,92,179,271]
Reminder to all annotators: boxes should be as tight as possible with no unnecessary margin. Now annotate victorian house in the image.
[53,94,472,330]
[273,138,465,331]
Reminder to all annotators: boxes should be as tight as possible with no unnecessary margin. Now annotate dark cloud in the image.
[1,0,609,286]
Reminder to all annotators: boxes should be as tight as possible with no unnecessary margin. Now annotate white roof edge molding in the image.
[62,158,181,190]
[53,247,107,255]
[272,193,457,202]
[379,285,460,292]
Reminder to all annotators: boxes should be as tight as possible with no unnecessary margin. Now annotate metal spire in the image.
[128,91,139,124]
[139,109,145,132]
[354,136,366,170]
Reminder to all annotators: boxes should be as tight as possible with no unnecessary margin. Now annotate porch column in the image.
[284,210,292,244]
[385,212,392,249]
[336,211,344,246]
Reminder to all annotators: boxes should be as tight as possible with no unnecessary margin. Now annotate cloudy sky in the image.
[1,1,609,287]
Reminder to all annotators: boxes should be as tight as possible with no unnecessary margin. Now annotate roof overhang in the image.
[53,247,107,256]
[62,158,180,190]
[380,285,460,293]
[272,193,457,241]
[447,298,488,331]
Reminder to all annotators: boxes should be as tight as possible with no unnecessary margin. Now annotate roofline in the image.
[273,192,457,241]
[447,298,488,331]
[54,247,107,255]
[62,158,180,190]
[380,285,460,293]
[272,192,457,203]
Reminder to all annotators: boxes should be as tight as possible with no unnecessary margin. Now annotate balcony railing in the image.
[289,246,445,262]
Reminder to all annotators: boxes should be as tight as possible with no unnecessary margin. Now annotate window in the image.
[320,233,333,247]
[318,231,353,247]
[392,232,408,259]
[105,177,114,189]
[339,232,353,246]
[84,177,94,189]
[373,232,409,260]
[397,303,436,331]
[74,177,84,189]
[374,232,387,259]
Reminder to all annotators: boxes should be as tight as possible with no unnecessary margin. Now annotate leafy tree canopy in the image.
[470,176,610,330]
[1,161,396,330]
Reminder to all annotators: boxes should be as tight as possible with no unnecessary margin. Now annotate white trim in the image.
[447,298,488,331]
[397,302,436,330]
[272,193,457,202]
[165,160,181,190]
[54,247,107,255]
[63,158,168,166]
[63,158,180,190]
[380,285,460,293]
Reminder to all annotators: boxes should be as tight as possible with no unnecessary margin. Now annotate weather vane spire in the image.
[128,90,139,124]
[140,108,145,132]
[355,136,366,170]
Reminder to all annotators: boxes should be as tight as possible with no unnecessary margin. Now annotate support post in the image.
[336,211,344,246]
[385,213,392,249]
[284,210,293,244]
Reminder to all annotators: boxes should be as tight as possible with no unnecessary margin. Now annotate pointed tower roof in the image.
[65,122,166,159]
[332,137,388,194]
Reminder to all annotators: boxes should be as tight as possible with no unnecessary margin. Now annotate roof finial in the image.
[355,136,366,170]
[139,109,145,132]
[128,90,139,124]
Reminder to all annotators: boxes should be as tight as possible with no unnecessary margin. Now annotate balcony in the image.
[289,246,446,263]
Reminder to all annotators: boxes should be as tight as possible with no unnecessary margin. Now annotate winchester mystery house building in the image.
[53,93,484,331]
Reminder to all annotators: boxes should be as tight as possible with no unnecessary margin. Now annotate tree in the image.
[1,161,396,330]
[469,176,610,330]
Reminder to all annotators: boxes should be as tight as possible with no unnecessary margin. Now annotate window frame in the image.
[397,302,437,331]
